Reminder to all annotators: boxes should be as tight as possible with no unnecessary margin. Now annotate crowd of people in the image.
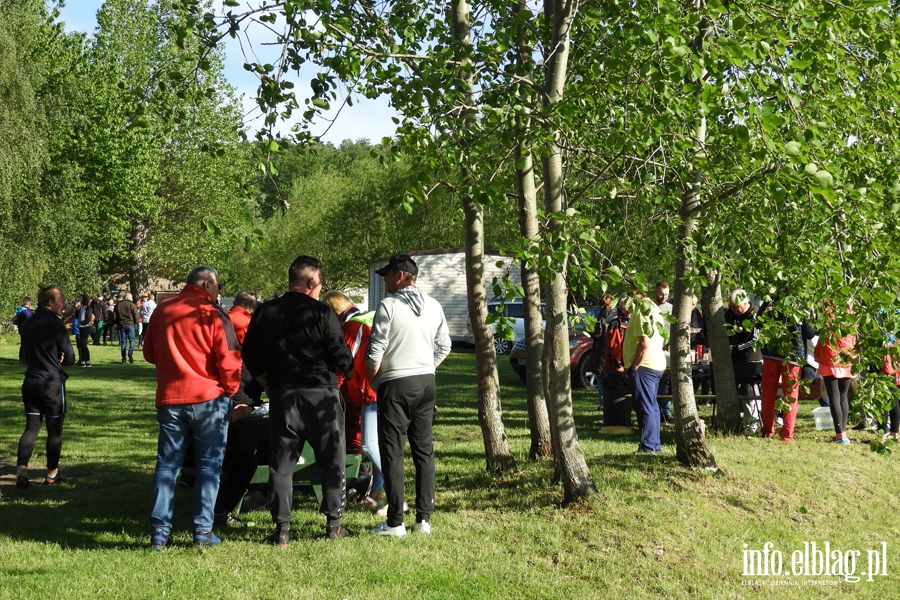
[13,268,900,545]
[590,282,900,454]
[12,253,451,549]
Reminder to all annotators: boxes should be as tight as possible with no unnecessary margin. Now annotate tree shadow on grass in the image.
[0,460,153,549]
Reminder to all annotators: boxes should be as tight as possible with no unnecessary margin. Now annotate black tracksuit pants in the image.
[268,386,345,527]
[377,374,436,527]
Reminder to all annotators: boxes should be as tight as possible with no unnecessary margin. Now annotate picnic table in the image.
[232,441,363,512]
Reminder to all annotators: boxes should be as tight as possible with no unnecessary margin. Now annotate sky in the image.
[56,0,398,145]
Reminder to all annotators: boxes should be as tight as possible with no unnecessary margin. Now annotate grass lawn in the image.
[0,334,898,599]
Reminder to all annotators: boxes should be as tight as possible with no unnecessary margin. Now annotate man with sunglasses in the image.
[142,265,242,550]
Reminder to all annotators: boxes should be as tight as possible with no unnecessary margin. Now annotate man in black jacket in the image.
[115,293,140,363]
[726,289,763,431]
[242,256,353,545]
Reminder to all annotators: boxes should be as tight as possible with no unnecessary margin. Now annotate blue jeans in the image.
[361,402,383,492]
[151,397,230,535]
[630,367,664,452]
[119,326,135,359]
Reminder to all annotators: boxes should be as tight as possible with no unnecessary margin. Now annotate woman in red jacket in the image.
[323,290,385,513]
[815,303,856,444]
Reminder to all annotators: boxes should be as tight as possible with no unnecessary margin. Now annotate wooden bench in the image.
[234,442,363,512]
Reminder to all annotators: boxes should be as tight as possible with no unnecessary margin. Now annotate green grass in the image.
[0,334,898,599]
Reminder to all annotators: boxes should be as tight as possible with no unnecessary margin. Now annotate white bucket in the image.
[812,406,834,431]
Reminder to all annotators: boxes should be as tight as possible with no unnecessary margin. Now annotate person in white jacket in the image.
[367,254,451,537]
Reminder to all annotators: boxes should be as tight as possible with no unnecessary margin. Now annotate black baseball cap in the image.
[375,254,418,276]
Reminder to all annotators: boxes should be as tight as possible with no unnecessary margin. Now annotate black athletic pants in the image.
[76,331,91,365]
[824,376,852,434]
[268,386,345,527]
[377,374,436,527]
[885,394,900,435]
[18,383,66,470]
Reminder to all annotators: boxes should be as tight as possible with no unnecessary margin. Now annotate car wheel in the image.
[494,336,512,355]
[577,353,598,390]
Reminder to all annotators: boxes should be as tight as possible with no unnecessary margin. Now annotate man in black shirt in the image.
[16,285,76,488]
[242,256,353,545]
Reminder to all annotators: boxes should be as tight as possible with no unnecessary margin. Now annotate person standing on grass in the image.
[143,266,242,550]
[815,302,857,445]
[16,284,75,489]
[138,292,157,349]
[241,256,355,545]
[726,289,764,432]
[90,293,105,345]
[115,292,140,363]
[758,299,815,442]
[212,290,266,527]
[624,290,666,455]
[322,289,385,514]
[75,294,94,367]
[13,297,34,333]
[367,254,451,537]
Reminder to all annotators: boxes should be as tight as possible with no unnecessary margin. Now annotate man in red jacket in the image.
[143,266,242,550]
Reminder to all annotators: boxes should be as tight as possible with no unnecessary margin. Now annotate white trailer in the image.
[367,248,521,342]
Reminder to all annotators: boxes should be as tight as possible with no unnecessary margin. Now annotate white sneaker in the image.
[371,521,406,537]
[412,520,431,535]
[375,501,408,517]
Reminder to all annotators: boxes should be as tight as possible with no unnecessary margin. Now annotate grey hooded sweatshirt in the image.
[366,285,451,387]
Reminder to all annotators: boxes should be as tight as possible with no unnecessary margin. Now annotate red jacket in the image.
[228,305,252,345]
[143,285,242,407]
[814,332,856,379]
[336,310,377,407]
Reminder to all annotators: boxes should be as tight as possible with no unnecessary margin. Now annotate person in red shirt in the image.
[142,266,241,550]
[213,290,266,526]
[815,303,856,444]
[322,290,384,513]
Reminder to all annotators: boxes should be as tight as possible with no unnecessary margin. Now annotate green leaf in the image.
[814,169,834,188]
[785,141,802,156]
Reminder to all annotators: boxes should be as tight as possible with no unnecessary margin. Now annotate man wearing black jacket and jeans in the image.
[242,256,353,545]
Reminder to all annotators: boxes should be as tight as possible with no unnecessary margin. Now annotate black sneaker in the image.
[325,524,353,539]
[151,531,169,551]
[193,531,222,547]
[128,354,134,364]
[16,474,30,489]
[214,512,243,528]
[267,525,290,547]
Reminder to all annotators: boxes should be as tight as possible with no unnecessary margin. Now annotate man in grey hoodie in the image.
[367,254,451,537]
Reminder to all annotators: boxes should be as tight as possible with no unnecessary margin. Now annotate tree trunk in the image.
[701,268,741,432]
[128,218,150,297]
[541,0,595,504]
[673,209,718,469]
[451,0,516,474]
[672,0,718,469]
[514,0,552,461]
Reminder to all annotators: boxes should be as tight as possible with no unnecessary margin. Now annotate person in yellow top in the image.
[623,291,666,454]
